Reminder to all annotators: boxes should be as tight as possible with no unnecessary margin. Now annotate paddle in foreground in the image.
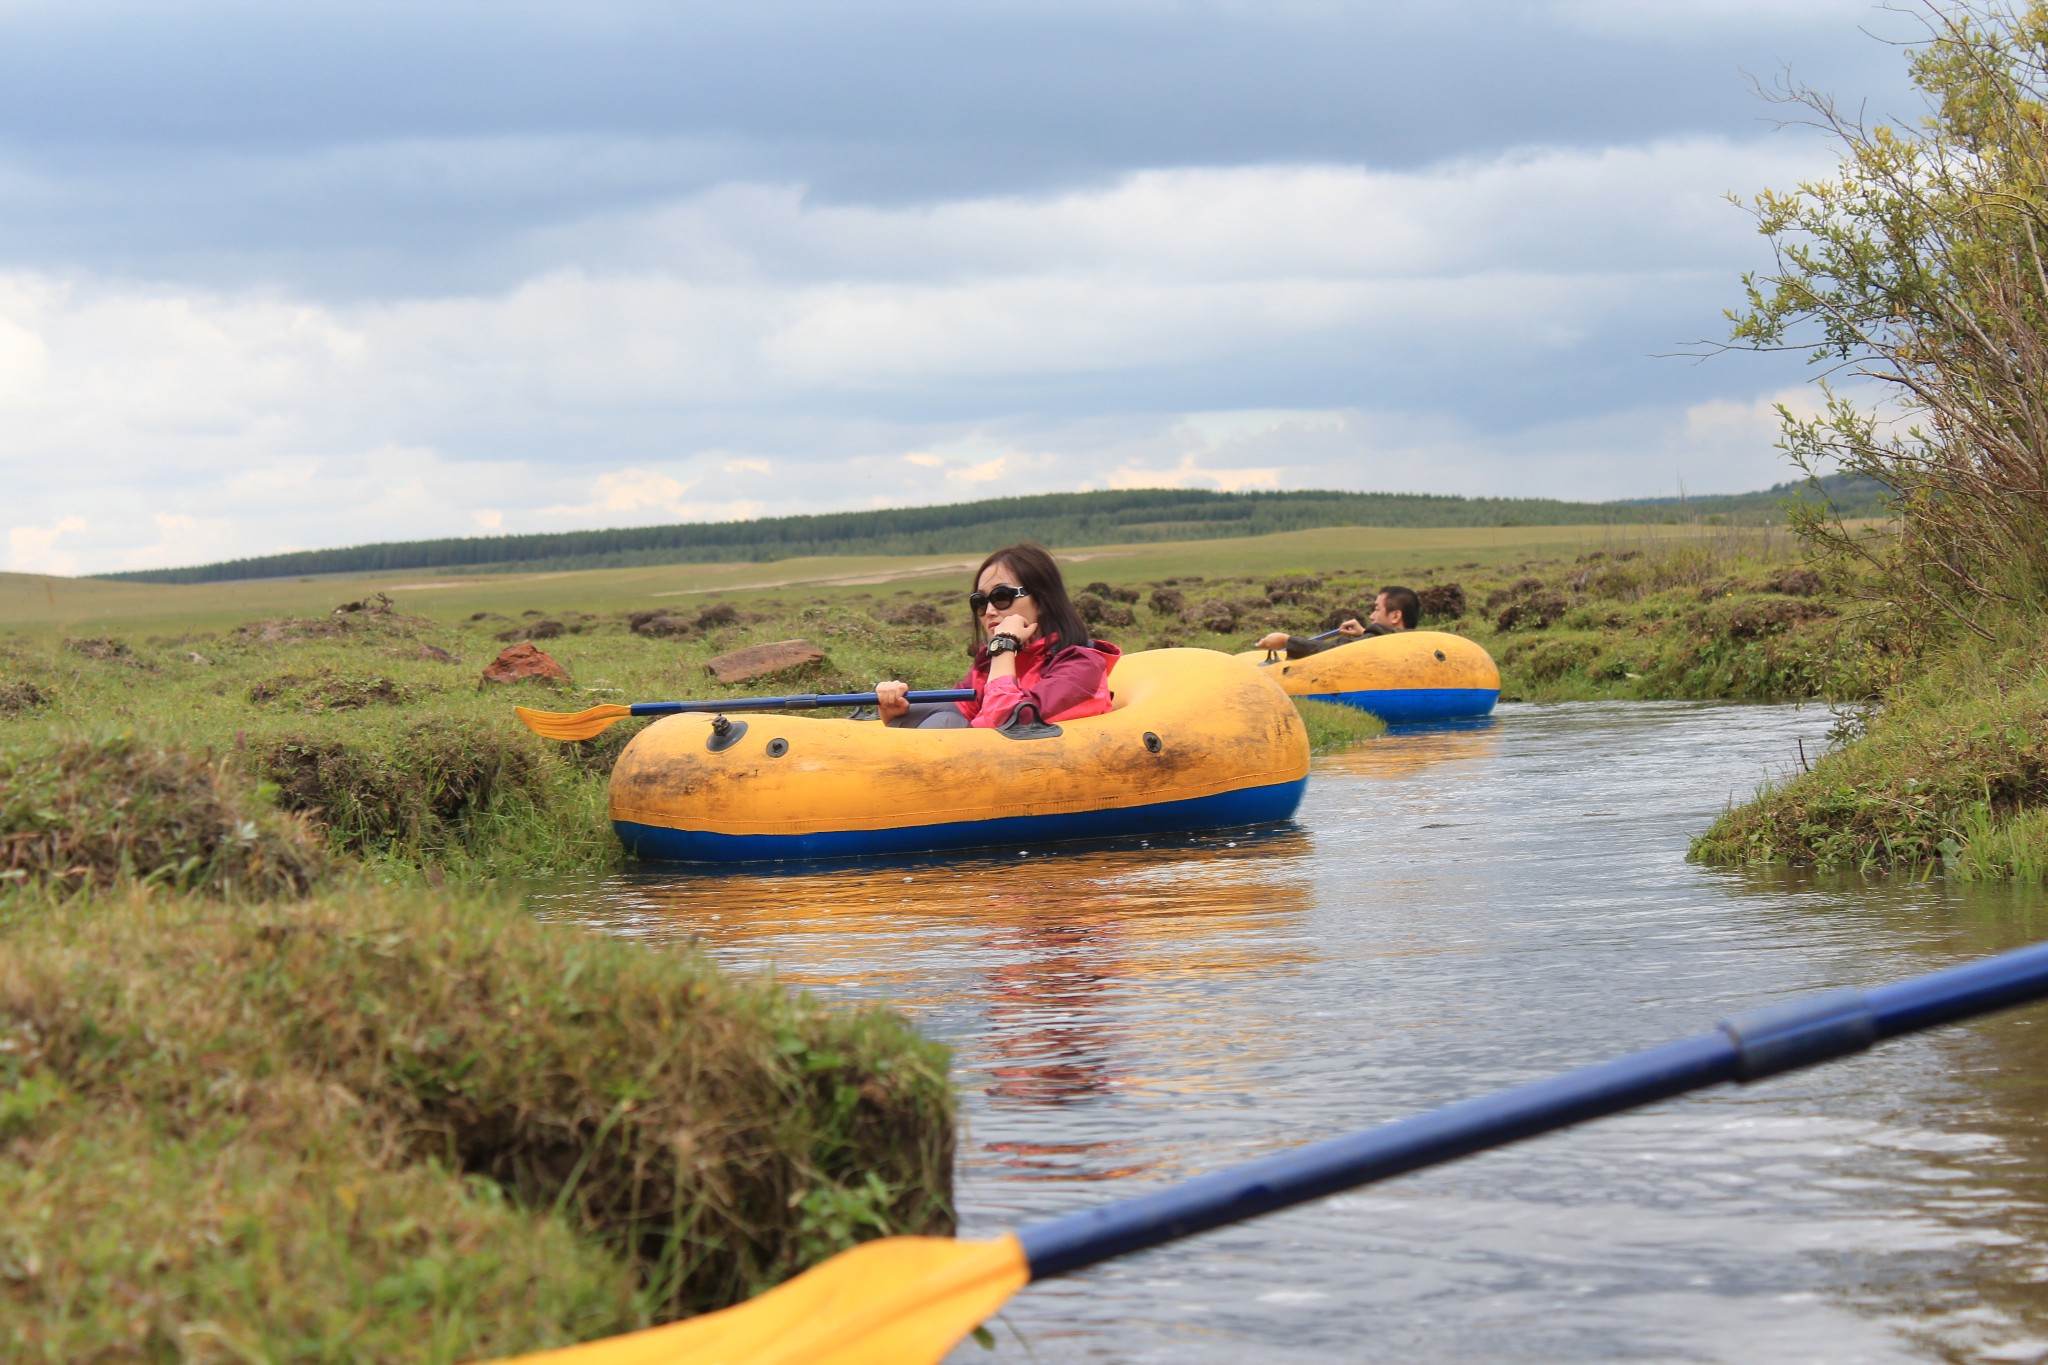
[488,936,2048,1365]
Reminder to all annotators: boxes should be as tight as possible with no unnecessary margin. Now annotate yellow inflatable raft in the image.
[610,647,1311,863]
[1234,629,1500,724]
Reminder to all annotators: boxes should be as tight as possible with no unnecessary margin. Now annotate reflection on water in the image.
[531,701,2048,1364]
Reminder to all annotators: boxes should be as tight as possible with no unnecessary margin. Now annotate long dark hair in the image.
[967,541,1092,656]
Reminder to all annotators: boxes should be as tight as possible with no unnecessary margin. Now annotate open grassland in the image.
[3,521,1825,637]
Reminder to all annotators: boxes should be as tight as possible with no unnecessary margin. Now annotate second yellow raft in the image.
[1234,629,1500,724]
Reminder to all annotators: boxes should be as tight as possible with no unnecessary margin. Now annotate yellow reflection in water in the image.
[1313,724,1503,781]
[608,833,1320,1117]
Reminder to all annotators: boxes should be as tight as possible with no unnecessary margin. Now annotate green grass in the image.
[1295,699,1387,751]
[0,878,955,1360]
[1690,622,2048,879]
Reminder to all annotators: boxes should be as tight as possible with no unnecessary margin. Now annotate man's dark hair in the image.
[1380,585,1422,630]
[969,542,1094,655]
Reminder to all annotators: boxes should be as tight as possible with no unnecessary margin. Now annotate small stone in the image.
[704,639,826,685]
[480,642,570,686]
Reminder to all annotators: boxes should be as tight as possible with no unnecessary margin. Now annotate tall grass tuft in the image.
[0,734,325,896]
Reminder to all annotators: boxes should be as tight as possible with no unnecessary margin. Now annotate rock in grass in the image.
[705,638,825,684]
[481,641,570,686]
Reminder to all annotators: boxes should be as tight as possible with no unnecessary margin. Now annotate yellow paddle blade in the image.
[515,704,634,741]
[489,1235,1029,1365]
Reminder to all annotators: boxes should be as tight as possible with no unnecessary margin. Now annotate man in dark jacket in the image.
[1256,586,1420,660]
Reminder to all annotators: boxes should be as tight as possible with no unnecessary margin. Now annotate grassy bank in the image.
[0,876,954,1361]
[1690,621,2048,881]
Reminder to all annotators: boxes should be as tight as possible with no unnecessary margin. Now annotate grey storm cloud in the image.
[0,0,1916,287]
[0,0,1927,574]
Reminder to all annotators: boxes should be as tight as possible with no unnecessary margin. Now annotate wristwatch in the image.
[988,633,1022,656]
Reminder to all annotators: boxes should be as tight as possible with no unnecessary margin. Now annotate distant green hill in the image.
[1618,473,1890,520]
[103,479,1891,585]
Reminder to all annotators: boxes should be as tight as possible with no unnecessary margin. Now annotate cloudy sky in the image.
[0,0,1923,575]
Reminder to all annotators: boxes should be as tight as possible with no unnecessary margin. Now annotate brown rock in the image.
[705,639,825,685]
[480,642,570,686]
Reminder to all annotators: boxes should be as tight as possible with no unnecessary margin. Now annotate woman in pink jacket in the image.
[876,542,1121,730]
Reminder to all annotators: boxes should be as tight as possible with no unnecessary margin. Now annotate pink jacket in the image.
[958,637,1121,729]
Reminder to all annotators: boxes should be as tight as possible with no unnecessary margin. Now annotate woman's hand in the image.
[875,679,910,723]
[994,613,1037,643]
[988,613,1037,678]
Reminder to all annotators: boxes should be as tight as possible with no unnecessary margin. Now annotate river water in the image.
[530,701,2048,1363]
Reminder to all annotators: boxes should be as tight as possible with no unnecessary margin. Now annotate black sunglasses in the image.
[968,585,1029,614]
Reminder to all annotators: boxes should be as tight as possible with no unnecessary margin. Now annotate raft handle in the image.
[706,715,749,753]
[998,704,1063,741]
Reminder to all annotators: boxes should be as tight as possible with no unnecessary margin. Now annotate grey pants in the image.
[886,701,971,729]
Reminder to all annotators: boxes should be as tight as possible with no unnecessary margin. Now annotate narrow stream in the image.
[531,701,2048,1363]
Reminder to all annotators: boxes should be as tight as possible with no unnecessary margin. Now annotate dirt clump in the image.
[1074,593,1136,629]
[1774,568,1825,596]
[0,680,49,714]
[1725,598,1836,640]
[250,670,421,711]
[65,636,148,667]
[627,608,693,638]
[1265,575,1324,604]
[1148,587,1186,617]
[480,642,571,686]
[1417,582,1466,621]
[886,600,949,626]
[1496,590,1569,632]
[498,618,565,641]
[694,602,741,630]
[259,721,543,854]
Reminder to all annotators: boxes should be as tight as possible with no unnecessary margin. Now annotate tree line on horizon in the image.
[105,479,1888,584]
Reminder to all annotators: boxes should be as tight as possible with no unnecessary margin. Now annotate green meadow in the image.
[4,520,1800,637]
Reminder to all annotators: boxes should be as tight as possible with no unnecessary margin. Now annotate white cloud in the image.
[0,135,1846,572]
[7,515,86,574]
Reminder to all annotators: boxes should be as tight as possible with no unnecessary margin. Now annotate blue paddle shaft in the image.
[1017,937,2048,1282]
[627,689,975,717]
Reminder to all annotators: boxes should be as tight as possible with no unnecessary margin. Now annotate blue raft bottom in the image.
[615,775,1309,864]
[1305,687,1499,725]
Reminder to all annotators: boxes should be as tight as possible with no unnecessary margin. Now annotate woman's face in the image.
[976,560,1042,637]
